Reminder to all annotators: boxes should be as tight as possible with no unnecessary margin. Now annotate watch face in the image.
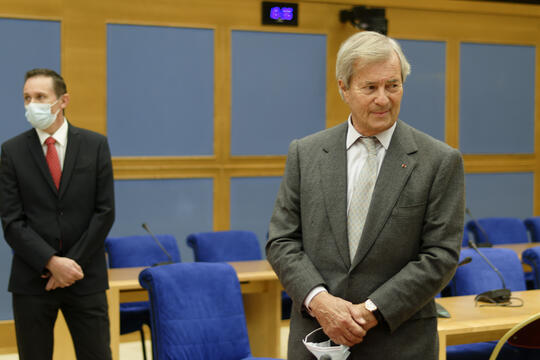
[366,300,377,312]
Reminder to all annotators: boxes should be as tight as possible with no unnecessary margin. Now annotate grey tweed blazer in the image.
[267,120,465,360]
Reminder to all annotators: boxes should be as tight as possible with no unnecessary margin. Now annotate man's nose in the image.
[373,88,390,105]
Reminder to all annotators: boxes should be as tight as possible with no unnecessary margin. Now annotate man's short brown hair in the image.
[25,68,67,98]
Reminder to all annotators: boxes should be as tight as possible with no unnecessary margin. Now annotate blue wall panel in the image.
[465,173,533,219]
[107,24,214,156]
[460,43,535,154]
[0,239,13,320]
[110,179,214,263]
[231,31,326,155]
[0,17,61,321]
[230,177,282,256]
[398,40,446,142]
[0,18,61,146]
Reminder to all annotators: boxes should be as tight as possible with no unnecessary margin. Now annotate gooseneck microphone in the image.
[465,208,492,247]
[458,256,472,267]
[436,256,473,318]
[142,223,174,267]
[468,239,511,303]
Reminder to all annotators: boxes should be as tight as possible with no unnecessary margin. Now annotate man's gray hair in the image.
[336,31,411,98]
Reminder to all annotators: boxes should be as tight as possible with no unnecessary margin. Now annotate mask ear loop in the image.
[47,97,64,120]
[304,327,324,343]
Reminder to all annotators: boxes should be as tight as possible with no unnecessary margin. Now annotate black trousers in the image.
[12,289,112,360]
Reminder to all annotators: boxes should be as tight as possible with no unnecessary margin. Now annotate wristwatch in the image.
[365,299,382,322]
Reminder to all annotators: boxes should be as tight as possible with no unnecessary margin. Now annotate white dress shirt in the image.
[35,119,68,170]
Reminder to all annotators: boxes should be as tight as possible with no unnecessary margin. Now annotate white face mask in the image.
[25,99,60,130]
[302,327,351,360]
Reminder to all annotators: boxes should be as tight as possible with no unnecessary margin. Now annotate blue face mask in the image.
[25,99,60,130]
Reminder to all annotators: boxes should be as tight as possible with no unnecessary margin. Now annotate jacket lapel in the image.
[351,121,418,269]
[59,125,81,199]
[318,123,351,268]
[26,130,58,194]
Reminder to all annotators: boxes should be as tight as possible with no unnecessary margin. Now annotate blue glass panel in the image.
[107,24,214,156]
[460,43,535,154]
[110,178,213,262]
[465,173,533,219]
[230,177,282,256]
[231,31,326,155]
[0,18,61,145]
[398,40,446,141]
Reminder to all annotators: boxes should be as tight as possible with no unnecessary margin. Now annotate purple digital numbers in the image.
[270,6,294,21]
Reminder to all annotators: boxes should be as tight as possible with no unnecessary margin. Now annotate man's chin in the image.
[368,118,396,133]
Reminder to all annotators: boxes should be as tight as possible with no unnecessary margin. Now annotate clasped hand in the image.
[309,292,378,347]
[42,255,84,291]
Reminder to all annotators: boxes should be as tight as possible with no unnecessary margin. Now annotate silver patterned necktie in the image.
[348,136,378,261]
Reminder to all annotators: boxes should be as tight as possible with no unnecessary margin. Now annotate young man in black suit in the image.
[0,68,115,360]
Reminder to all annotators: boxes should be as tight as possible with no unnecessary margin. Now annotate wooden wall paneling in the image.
[464,154,536,174]
[445,39,460,149]
[63,2,107,135]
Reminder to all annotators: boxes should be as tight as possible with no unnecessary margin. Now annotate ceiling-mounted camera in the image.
[339,6,387,35]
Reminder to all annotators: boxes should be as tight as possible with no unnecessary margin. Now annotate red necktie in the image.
[45,137,61,189]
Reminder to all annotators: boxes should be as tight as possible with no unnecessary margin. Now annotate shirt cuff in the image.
[304,286,328,314]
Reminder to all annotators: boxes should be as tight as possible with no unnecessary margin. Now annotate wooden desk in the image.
[53,260,282,360]
[437,289,540,360]
[493,242,538,257]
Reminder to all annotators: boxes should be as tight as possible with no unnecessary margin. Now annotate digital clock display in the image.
[262,2,298,26]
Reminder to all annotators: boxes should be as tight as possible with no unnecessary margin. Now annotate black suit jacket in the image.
[0,123,115,295]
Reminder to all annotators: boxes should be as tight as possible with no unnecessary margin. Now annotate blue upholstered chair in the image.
[522,246,540,289]
[466,217,535,286]
[524,217,540,242]
[187,230,263,262]
[105,234,181,360]
[447,248,527,360]
[462,227,470,247]
[139,262,282,360]
[466,218,529,245]
[186,230,292,319]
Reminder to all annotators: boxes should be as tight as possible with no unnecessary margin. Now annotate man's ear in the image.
[338,79,348,102]
[59,93,70,109]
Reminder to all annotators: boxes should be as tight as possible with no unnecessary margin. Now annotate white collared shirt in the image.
[35,119,68,170]
[346,115,396,211]
[304,116,397,311]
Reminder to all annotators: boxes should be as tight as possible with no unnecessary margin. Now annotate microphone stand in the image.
[468,239,511,303]
[142,223,175,267]
[465,208,493,247]
[436,257,473,318]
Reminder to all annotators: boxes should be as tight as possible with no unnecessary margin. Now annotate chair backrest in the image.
[524,217,540,243]
[105,235,181,268]
[186,230,262,262]
[451,248,527,296]
[522,246,540,289]
[139,262,252,360]
[462,227,470,247]
[466,217,529,245]
[489,312,540,359]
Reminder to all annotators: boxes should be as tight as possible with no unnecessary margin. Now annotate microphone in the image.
[468,239,510,303]
[141,223,174,267]
[457,256,472,267]
[465,208,492,247]
[436,256,472,318]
